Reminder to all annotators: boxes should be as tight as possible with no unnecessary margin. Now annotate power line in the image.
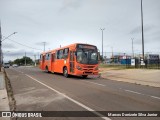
[2,35,43,51]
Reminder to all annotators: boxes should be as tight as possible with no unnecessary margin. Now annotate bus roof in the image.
[41,43,97,54]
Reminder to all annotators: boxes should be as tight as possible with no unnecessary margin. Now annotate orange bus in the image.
[39,43,99,78]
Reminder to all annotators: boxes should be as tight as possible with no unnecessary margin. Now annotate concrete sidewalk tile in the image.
[0,72,10,120]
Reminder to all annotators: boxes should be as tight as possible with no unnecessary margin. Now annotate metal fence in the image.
[129,58,160,69]
[101,52,160,69]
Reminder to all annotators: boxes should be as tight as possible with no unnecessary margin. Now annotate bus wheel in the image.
[63,67,68,78]
[82,75,88,78]
[45,66,49,73]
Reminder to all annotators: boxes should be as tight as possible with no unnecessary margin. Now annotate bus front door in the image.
[51,53,55,72]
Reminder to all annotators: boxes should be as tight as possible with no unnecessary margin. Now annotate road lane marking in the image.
[11,68,24,74]
[150,96,160,100]
[25,74,111,120]
[121,89,160,100]
[84,81,106,87]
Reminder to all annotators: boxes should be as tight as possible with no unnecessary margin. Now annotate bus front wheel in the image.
[63,67,69,78]
[82,75,88,78]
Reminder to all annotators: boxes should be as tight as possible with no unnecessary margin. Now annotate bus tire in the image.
[82,75,88,78]
[63,67,69,78]
[45,66,49,73]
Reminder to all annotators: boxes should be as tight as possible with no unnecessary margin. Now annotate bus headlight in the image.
[94,66,99,70]
[76,65,82,70]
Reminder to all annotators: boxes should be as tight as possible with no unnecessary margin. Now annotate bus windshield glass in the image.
[76,48,98,65]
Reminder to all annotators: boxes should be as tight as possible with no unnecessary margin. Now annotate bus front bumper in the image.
[75,70,99,76]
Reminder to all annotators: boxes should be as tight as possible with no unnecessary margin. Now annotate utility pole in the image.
[131,38,134,58]
[0,22,2,72]
[25,52,26,66]
[141,0,145,61]
[100,28,105,59]
[111,47,113,58]
[34,54,36,66]
[0,21,17,71]
[42,42,46,52]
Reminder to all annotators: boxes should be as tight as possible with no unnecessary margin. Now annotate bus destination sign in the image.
[77,44,97,50]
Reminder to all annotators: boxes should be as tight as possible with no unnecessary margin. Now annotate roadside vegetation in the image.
[8,56,34,66]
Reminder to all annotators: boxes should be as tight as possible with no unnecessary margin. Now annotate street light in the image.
[100,28,105,59]
[42,42,46,52]
[141,0,145,61]
[2,32,17,41]
[111,46,113,58]
[131,38,134,58]
[0,31,17,72]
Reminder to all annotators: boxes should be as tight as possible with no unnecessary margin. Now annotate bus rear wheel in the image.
[63,67,69,78]
[82,75,88,78]
[45,66,49,73]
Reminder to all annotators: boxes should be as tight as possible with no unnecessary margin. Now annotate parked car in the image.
[12,64,18,67]
[3,63,10,68]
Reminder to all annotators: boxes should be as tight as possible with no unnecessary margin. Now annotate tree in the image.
[8,60,13,65]
[14,56,33,65]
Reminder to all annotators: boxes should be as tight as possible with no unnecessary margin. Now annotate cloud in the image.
[4,50,34,57]
[130,24,155,34]
[2,43,16,49]
[59,0,83,12]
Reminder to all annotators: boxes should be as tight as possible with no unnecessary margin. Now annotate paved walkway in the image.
[0,72,10,120]
[100,68,160,87]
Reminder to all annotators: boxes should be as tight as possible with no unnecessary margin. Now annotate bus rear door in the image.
[69,51,75,74]
[40,54,45,70]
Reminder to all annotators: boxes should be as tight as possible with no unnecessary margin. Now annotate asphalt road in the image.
[5,66,160,120]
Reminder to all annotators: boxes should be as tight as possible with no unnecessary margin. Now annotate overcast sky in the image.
[0,0,160,62]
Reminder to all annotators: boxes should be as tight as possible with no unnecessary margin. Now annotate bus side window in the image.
[63,48,69,59]
[45,53,51,60]
[40,54,42,61]
[48,53,51,60]
[57,50,63,59]
[56,51,59,59]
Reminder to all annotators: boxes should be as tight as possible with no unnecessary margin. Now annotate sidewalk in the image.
[0,72,10,120]
[100,68,160,87]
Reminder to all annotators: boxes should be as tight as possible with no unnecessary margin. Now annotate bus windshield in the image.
[76,49,98,65]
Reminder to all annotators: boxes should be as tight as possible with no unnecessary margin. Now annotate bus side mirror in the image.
[75,52,77,56]
[98,52,100,61]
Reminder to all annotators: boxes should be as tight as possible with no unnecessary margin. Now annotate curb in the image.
[0,71,10,120]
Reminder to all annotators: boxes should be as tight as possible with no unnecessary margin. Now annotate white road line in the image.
[12,68,24,74]
[25,74,111,120]
[123,89,160,100]
[84,81,106,87]
[150,96,160,100]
